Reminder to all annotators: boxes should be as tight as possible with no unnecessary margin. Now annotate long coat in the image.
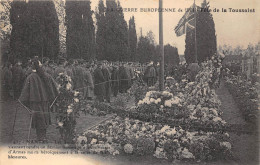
[102,67,111,100]
[111,68,119,97]
[2,67,13,99]
[19,72,58,129]
[118,66,131,92]
[12,64,25,99]
[83,68,94,99]
[93,67,105,97]
[72,66,85,91]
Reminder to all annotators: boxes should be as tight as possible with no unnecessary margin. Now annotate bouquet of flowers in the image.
[55,73,81,146]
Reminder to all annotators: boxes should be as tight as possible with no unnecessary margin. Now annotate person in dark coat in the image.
[42,57,54,77]
[102,62,112,103]
[1,62,13,100]
[93,62,106,102]
[118,63,131,93]
[111,65,119,97]
[19,58,58,141]
[83,64,94,100]
[12,60,25,99]
[144,62,157,87]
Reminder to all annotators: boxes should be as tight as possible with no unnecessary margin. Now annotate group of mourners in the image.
[1,57,159,142]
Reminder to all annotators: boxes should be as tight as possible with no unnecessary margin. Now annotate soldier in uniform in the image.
[102,61,112,103]
[118,62,131,93]
[93,62,106,102]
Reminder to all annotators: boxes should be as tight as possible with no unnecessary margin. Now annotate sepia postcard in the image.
[0,0,259,165]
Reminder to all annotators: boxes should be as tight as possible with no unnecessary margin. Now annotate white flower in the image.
[91,138,97,144]
[66,83,72,90]
[74,98,79,103]
[213,117,222,122]
[124,144,133,154]
[171,97,181,105]
[181,148,194,159]
[160,105,164,109]
[67,108,73,114]
[220,142,231,150]
[58,122,63,127]
[141,127,147,132]
[150,98,155,103]
[164,100,172,107]
[74,91,80,96]
[58,72,64,76]
[161,125,170,132]
[166,127,176,136]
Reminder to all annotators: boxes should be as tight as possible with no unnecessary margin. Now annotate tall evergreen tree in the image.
[66,0,95,60]
[184,0,217,64]
[128,16,137,61]
[137,31,156,64]
[10,0,28,61]
[164,44,180,67]
[95,0,106,60]
[10,0,59,61]
[105,0,128,61]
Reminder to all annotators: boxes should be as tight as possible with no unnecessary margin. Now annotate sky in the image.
[90,0,260,54]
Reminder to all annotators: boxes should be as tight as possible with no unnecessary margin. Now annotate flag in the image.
[174,4,198,37]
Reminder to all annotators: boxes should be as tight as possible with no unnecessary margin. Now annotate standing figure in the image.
[1,62,13,100]
[111,65,119,97]
[118,63,131,93]
[144,62,157,87]
[83,64,94,100]
[12,60,25,99]
[19,58,58,141]
[102,62,112,103]
[93,62,105,102]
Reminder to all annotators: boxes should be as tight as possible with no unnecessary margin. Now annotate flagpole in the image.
[159,0,164,91]
[194,0,198,63]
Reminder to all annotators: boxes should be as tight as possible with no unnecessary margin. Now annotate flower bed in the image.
[225,75,259,123]
[76,116,232,161]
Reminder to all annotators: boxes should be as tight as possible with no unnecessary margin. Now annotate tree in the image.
[9,0,59,62]
[105,0,128,61]
[95,0,106,60]
[137,31,156,63]
[164,44,180,67]
[66,0,95,60]
[184,0,217,64]
[128,16,137,61]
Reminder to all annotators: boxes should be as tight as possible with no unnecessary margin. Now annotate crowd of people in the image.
[1,57,159,102]
[1,57,161,141]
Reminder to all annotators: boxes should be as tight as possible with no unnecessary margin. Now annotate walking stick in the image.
[11,106,18,138]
